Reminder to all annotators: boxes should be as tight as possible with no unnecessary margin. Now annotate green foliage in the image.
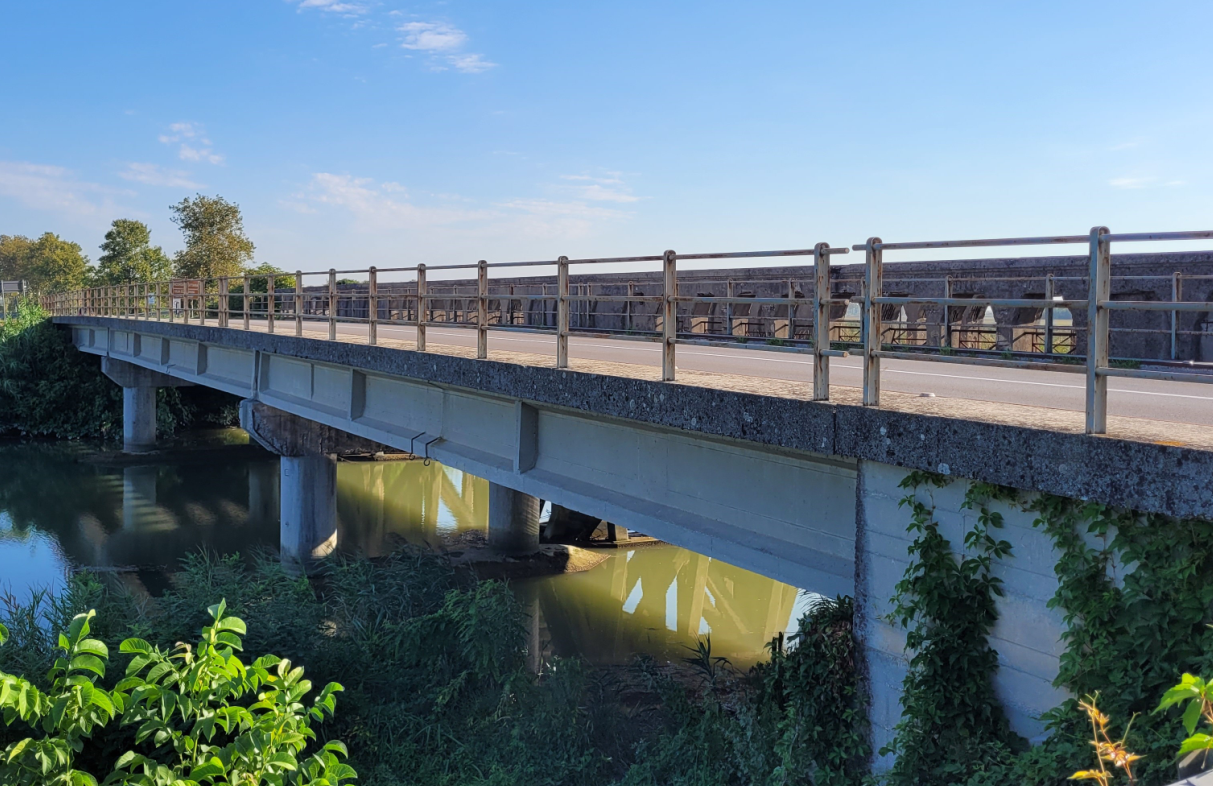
[0,609,121,785]
[881,474,1213,785]
[97,220,172,286]
[0,232,92,294]
[0,298,122,439]
[171,195,255,280]
[884,472,1023,785]
[623,596,871,786]
[0,299,239,439]
[1156,673,1213,759]
[0,599,354,786]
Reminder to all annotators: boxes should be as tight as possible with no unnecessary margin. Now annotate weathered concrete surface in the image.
[487,483,541,554]
[102,357,193,389]
[58,316,1213,521]
[240,400,387,457]
[856,461,1069,765]
[280,453,338,569]
[103,357,194,452]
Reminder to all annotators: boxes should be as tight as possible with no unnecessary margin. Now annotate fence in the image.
[44,228,1213,435]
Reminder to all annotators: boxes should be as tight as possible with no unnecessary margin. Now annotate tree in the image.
[170,194,255,280]
[96,219,172,285]
[0,235,34,283]
[244,262,295,292]
[11,233,91,293]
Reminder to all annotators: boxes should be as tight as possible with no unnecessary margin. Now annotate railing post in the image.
[662,249,677,381]
[725,280,734,337]
[1171,272,1182,361]
[416,263,427,351]
[862,237,883,406]
[1086,226,1111,435]
[477,260,488,359]
[154,283,161,321]
[942,275,953,349]
[366,266,378,345]
[627,281,636,333]
[328,269,337,340]
[557,256,570,368]
[295,270,304,336]
[198,280,206,325]
[267,274,275,334]
[219,278,229,327]
[787,279,796,341]
[238,276,247,330]
[1044,274,1054,354]
[813,242,831,401]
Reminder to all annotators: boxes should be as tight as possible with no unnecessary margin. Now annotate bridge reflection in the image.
[335,459,811,666]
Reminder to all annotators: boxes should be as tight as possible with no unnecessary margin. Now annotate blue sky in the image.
[1,0,1211,274]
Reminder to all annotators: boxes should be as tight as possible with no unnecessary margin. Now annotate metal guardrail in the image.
[43,229,1213,435]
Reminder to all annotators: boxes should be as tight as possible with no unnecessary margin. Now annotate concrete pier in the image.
[280,453,338,567]
[487,482,540,555]
[240,399,388,572]
[122,387,157,452]
[101,358,191,453]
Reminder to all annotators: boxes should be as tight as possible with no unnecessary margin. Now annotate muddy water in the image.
[0,434,813,665]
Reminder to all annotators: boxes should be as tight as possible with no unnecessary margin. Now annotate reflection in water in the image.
[334,460,815,666]
[2,438,813,666]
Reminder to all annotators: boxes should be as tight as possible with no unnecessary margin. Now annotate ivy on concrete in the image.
[883,471,1023,786]
[887,470,1213,786]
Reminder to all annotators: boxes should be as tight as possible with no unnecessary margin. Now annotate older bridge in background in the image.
[46,226,1213,764]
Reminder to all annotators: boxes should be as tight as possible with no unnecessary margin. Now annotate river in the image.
[0,432,815,666]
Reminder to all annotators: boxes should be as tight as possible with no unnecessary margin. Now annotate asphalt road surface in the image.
[261,320,1210,428]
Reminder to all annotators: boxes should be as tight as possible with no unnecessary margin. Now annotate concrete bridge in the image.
[54,309,1213,757]
[45,227,1213,762]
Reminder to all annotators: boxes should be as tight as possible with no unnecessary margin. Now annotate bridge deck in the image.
[226,318,1213,451]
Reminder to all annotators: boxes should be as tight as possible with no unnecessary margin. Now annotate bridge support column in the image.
[487,482,540,555]
[123,386,157,452]
[101,358,192,453]
[240,399,389,573]
[280,453,338,567]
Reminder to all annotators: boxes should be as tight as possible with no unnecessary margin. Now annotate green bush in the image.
[0,603,353,785]
[0,298,239,440]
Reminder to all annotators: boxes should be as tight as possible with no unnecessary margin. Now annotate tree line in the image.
[0,194,287,294]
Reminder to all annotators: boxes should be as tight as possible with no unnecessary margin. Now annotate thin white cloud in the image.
[302,173,486,228]
[1108,176,1186,190]
[559,172,641,203]
[159,122,224,165]
[400,21,467,51]
[295,173,629,241]
[291,0,368,14]
[450,53,497,73]
[398,20,496,73]
[0,161,130,218]
[118,162,201,189]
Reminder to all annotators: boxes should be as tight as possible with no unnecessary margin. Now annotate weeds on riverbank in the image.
[0,298,238,439]
[0,551,870,785]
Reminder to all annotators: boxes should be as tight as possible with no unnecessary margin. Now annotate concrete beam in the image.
[240,399,387,457]
[102,357,192,389]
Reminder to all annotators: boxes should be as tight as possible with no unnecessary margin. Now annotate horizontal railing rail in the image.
[43,228,1213,435]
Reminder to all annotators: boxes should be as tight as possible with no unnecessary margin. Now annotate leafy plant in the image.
[1156,673,1213,765]
[0,611,122,786]
[883,473,1022,785]
[110,599,354,785]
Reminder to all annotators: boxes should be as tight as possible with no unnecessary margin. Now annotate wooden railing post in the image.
[813,242,831,401]
[416,264,427,351]
[368,267,378,345]
[295,270,304,336]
